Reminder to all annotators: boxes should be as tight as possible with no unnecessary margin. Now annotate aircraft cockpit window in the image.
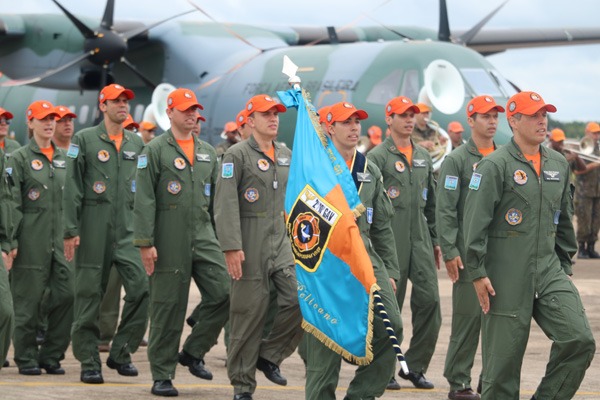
[460,68,502,98]
[366,69,404,105]
[489,70,518,98]
[79,105,90,124]
[400,70,419,100]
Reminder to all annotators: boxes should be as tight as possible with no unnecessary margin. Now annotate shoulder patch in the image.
[444,175,458,190]
[137,154,148,169]
[222,162,234,178]
[469,173,482,191]
[67,143,79,158]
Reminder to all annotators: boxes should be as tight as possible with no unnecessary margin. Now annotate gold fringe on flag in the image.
[300,283,380,366]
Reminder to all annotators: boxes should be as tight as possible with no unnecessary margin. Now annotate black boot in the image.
[578,242,589,259]
[587,242,600,258]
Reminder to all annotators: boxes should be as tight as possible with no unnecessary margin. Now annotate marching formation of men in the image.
[0,83,596,400]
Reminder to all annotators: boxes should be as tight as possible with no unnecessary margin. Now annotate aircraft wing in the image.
[454,27,600,55]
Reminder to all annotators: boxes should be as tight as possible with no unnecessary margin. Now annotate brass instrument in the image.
[357,136,372,154]
[561,137,600,162]
[425,119,453,171]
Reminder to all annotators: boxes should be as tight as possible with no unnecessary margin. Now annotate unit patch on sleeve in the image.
[444,175,458,190]
[222,163,234,178]
[469,173,482,190]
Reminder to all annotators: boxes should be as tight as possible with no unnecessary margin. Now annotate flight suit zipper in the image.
[534,158,543,300]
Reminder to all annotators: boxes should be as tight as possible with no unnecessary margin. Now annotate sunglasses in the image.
[0,118,11,125]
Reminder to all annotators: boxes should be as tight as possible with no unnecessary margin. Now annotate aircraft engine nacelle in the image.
[143,83,176,130]
[420,59,465,115]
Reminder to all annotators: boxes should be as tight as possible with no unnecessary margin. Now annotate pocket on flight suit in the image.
[484,310,521,357]
[10,264,44,301]
[149,269,186,304]
[536,279,590,340]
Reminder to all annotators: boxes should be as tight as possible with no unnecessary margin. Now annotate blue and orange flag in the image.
[278,87,378,364]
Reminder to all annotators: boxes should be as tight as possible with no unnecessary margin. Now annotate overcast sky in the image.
[6,0,600,122]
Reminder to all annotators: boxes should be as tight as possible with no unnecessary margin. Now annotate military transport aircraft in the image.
[1,0,599,149]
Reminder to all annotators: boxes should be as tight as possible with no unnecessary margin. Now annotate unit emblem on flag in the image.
[288,185,340,272]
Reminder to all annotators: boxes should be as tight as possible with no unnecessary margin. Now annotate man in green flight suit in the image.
[0,107,21,157]
[367,96,441,390]
[215,94,303,400]
[0,135,14,371]
[63,84,149,384]
[133,88,230,397]
[464,91,596,399]
[436,95,505,400]
[304,101,403,400]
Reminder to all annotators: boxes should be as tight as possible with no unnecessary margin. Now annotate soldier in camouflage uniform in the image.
[574,122,600,258]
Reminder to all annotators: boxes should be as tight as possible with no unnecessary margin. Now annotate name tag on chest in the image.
[196,153,210,162]
[543,170,560,181]
[357,172,371,182]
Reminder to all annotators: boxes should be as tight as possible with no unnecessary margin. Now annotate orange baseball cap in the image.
[245,94,286,115]
[447,121,464,133]
[385,96,420,117]
[167,88,203,111]
[550,128,566,142]
[236,109,248,128]
[99,84,134,104]
[26,100,59,121]
[585,122,600,133]
[416,103,431,113]
[318,105,332,124]
[140,121,157,130]
[466,95,505,117]
[326,102,368,125]
[0,107,14,120]
[506,91,556,118]
[54,105,77,119]
[123,114,139,130]
[224,121,238,132]
[196,112,206,122]
[367,125,382,145]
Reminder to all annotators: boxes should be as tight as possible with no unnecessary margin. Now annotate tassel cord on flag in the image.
[373,290,409,374]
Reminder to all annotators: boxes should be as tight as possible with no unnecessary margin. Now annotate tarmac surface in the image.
[0,258,598,400]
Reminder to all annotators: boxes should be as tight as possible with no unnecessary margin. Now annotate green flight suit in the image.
[367,137,441,374]
[0,153,14,370]
[436,138,491,391]
[133,130,230,381]
[215,136,303,396]
[464,139,596,399]
[64,122,149,372]
[305,152,403,400]
[2,138,21,157]
[8,141,74,369]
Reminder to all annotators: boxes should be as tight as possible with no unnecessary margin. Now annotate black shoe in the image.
[19,366,41,375]
[36,330,46,346]
[2,359,8,368]
[233,393,253,400]
[40,363,65,375]
[178,351,213,380]
[186,317,196,328]
[81,370,104,384]
[587,243,600,258]
[106,357,138,377]
[256,356,287,386]
[386,377,401,390]
[151,380,179,397]
[398,369,434,389]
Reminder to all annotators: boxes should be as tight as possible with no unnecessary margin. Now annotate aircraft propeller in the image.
[438,0,509,46]
[0,0,196,89]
